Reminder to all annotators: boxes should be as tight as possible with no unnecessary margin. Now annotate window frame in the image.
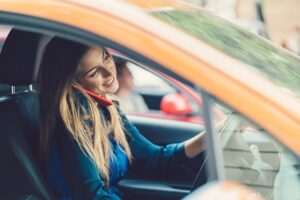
[201,89,225,181]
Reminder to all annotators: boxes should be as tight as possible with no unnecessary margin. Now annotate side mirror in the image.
[160,93,193,115]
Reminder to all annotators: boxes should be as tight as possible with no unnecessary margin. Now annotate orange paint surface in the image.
[0,0,300,155]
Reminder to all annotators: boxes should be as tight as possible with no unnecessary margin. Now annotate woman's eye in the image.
[104,54,110,62]
[89,68,99,77]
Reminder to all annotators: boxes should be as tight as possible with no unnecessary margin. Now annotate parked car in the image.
[0,0,299,200]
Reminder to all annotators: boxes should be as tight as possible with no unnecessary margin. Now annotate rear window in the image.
[0,26,10,53]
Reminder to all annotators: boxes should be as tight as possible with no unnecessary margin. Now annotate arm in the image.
[184,131,205,158]
[184,115,231,158]
[119,111,191,177]
[54,120,120,200]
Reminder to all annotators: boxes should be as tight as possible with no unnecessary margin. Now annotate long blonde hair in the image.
[39,37,131,184]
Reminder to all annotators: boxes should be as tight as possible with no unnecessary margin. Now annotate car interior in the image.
[0,28,208,200]
[0,29,54,199]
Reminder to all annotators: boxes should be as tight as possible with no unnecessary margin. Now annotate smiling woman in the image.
[38,38,132,194]
[37,36,206,200]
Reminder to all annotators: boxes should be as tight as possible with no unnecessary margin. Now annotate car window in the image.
[212,99,300,200]
[114,59,175,113]
[114,58,205,123]
[151,9,300,99]
[0,26,10,52]
[127,62,175,95]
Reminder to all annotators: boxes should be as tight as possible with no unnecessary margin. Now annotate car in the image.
[0,0,299,200]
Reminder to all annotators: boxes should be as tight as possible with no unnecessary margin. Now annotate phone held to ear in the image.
[72,84,113,107]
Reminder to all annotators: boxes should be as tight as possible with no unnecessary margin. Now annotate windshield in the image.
[151,9,300,98]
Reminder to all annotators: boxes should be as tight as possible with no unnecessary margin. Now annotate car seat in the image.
[0,29,54,200]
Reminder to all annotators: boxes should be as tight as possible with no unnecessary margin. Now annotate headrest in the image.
[0,29,51,86]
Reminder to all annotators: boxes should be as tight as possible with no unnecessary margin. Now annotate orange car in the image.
[0,0,299,200]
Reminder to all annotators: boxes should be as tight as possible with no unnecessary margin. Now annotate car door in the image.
[119,115,205,200]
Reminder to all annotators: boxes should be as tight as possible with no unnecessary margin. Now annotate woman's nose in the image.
[99,67,112,78]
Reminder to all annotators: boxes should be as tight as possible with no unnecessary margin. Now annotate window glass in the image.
[127,62,175,94]
[114,58,175,113]
[113,56,206,120]
[0,26,10,52]
[212,100,300,200]
[151,9,300,99]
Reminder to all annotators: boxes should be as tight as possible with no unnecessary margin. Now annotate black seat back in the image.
[0,29,53,200]
[0,96,47,200]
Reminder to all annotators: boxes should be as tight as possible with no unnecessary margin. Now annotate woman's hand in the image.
[184,131,206,158]
[183,116,230,158]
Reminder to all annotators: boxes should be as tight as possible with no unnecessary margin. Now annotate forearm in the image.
[184,131,206,158]
[184,116,230,158]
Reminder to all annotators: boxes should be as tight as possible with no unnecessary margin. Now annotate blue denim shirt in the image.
[46,92,187,200]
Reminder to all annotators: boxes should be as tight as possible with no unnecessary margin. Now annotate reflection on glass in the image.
[152,9,300,98]
[213,101,300,200]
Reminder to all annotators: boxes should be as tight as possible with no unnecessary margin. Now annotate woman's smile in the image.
[103,77,115,87]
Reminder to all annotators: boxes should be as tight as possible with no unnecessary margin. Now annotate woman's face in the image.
[77,47,119,96]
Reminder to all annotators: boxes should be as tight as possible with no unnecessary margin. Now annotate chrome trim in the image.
[11,85,15,94]
[29,84,33,91]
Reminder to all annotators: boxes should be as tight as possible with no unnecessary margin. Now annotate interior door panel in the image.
[118,115,205,200]
[127,115,204,145]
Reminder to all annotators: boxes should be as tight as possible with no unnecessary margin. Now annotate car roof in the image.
[1,0,300,155]
[123,0,196,9]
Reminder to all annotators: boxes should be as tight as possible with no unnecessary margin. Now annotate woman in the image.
[38,37,205,199]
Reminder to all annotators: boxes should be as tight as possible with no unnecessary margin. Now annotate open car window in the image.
[212,99,300,200]
[112,54,206,124]
[115,59,176,113]
[127,62,175,95]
